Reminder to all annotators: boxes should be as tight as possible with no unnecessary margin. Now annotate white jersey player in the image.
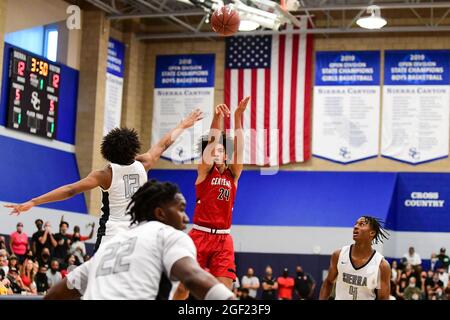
[320,216,391,300]
[5,109,204,252]
[44,180,235,300]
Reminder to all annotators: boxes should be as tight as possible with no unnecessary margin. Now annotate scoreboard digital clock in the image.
[6,48,61,139]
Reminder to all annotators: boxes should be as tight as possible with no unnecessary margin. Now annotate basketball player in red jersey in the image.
[174,97,250,299]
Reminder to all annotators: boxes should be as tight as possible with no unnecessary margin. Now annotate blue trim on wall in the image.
[0,135,87,213]
[149,169,397,228]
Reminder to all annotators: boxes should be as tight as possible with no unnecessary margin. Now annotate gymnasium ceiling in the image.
[66,0,450,40]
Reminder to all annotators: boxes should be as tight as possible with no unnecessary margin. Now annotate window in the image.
[44,24,58,62]
[5,26,45,56]
[5,23,59,62]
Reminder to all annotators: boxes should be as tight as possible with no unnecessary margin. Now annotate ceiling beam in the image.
[107,9,205,20]
[136,25,450,40]
[84,0,121,14]
[297,2,450,12]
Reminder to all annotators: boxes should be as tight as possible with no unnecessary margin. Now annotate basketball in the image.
[210,5,240,36]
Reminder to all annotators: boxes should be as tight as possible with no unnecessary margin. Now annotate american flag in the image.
[224,18,313,166]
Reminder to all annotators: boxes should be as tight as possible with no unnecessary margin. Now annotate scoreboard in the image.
[6,48,61,139]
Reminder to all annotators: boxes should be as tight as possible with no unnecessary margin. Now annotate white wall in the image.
[5,0,81,69]
[6,0,69,33]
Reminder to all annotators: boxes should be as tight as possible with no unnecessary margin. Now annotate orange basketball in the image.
[210,5,240,37]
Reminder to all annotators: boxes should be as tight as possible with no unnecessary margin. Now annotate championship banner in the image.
[152,54,215,163]
[103,38,125,136]
[313,51,381,164]
[382,50,450,164]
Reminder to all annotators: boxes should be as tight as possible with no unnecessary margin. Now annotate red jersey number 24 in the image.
[217,188,230,201]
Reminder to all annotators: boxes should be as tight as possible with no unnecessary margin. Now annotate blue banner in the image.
[388,173,450,232]
[315,51,380,86]
[155,54,215,88]
[384,50,450,86]
[107,38,125,78]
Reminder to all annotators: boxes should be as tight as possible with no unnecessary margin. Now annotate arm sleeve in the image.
[66,259,93,295]
[161,229,197,281]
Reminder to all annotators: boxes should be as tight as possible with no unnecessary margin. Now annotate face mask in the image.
[409,283,416,288]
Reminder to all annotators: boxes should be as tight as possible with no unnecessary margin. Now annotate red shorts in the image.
[188,229,236,280]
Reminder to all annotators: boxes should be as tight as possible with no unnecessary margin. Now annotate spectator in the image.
[60,254,78,278]
[6,267,24,294]
[424,270,435,293]
[38,248,51,269]
[20,258,37,295]
[0,251,9,276]
[430,272,444,293]
[0,277,12,295]
[261,265,278,300]
[241,267,260,299]
[69,232,87,263]
[231,277,240,298]
[391,260,399,283]
[396,273,408,300]
[444,280,450,300]
[9,222,29,264]
[402,263,414,280]
[8,255,19,270]
[46,259,62,288]
[33,221,57,258]
[419,271,428,293]
[35,265,49,294]
[430,253,439,271]
[0,255,6,281]
[277,268,294,300]
[437,266,449,287]
[25,250,35,262]
[31,219,44,256]
[437,248,450,271]
[389,280,397,300]
[239,287,254,300]
[53,221,71,263]
[67,224,95,242]
[33,261,39,277]
[403,247,422,267]
[0,236,7,251]
[294,265,315,300]
[403,277,422,300]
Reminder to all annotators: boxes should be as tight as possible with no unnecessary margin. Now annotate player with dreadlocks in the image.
[44,180,235,300]
[319,216,391,300]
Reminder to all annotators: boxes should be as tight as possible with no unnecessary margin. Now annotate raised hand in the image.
[4,201,35,216]
[215,103,231,118]
[235,96,251,116]
[179,108,204,129]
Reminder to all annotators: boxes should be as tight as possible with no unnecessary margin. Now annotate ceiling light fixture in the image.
[356,5,387,30]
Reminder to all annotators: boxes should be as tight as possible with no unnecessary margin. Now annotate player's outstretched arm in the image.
[4,169,109,215]
[136,109,204,171]
[229,96,250,181]
[171,256,235,300]
[319,250,340,300]
[377,259,391,300]
[197,104,230,181]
